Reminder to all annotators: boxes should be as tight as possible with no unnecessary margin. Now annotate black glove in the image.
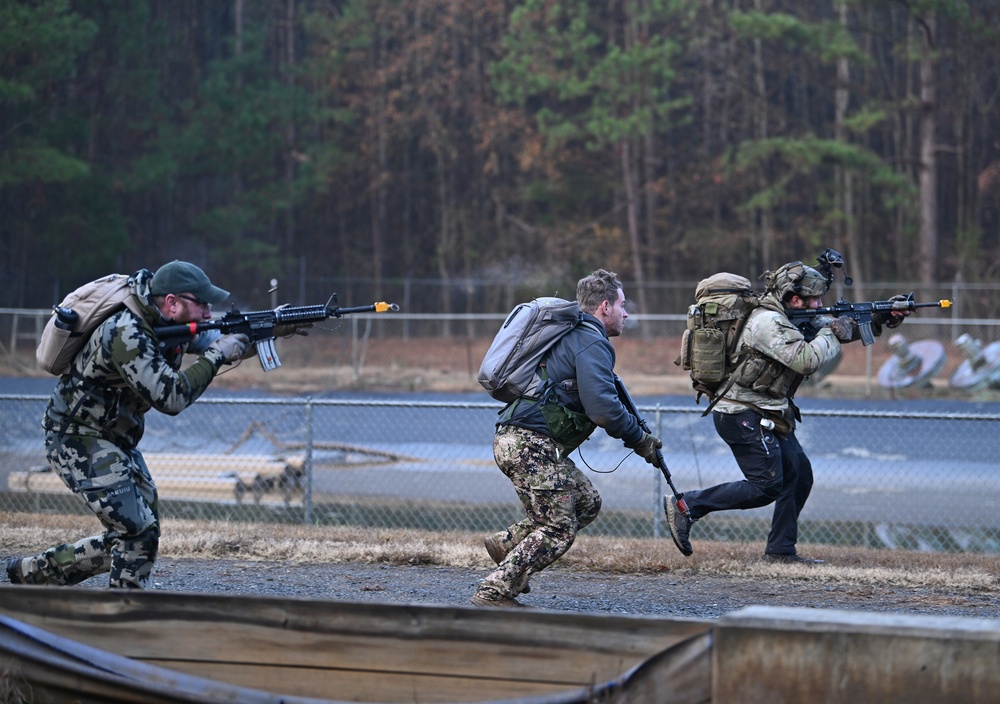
[796,315,834,342]
[631,431,663,465]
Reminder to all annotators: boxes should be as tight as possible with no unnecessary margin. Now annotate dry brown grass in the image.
[3,512,996,593]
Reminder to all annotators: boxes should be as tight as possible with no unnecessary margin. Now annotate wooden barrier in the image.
[714,605,1000,703]
[0,586,712,704]
[2,590,998,703]
[7,453,304,506]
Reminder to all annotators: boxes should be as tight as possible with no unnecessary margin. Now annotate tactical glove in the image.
[273,304,313,337]
[827,316,858,342]
[273,323,313,338]
[210,333,250,364]
[632,431,663,465]
[872,294,909,329]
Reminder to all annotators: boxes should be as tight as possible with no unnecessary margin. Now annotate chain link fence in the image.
[3,300,1000,397]
[3,394,998,554]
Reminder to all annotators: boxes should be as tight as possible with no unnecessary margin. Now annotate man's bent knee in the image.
[757,479,784,502]
[110,524,159,589]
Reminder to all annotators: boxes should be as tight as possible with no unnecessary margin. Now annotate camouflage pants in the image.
[17,432,161,589]
[476,425,601,600]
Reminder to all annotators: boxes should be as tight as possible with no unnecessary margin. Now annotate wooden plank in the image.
[158,662,583,702]
[0,587,710,702]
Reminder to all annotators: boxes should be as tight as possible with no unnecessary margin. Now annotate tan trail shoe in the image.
[470,593,525,608]
[483,536,530,594]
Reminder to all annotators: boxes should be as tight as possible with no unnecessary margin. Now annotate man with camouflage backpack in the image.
[6,261,250,589]
[665,259,909,563]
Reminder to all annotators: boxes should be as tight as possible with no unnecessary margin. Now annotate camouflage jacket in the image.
[42,269,227,450]
[714,293,841,415]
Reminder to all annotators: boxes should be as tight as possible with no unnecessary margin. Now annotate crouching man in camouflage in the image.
[470,269,663,608]
[6,261,249,589]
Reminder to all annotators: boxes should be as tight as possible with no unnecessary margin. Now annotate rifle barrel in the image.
[794,298,952,318]
[332,302,400,316]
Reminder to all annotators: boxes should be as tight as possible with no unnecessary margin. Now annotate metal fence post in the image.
[304,399,314,524]
[653,403,663,539]
[351,317,360,381]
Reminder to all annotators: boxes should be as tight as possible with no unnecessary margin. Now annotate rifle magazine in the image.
[256,338,282,372]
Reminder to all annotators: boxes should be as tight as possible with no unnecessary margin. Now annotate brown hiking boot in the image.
[470,593,525,608]
[483,536,530,594]
[483,535,507,564]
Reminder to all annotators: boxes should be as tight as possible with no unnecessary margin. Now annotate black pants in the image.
[684,410,813,556]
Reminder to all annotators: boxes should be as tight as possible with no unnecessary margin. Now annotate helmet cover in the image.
[766,261,829,299]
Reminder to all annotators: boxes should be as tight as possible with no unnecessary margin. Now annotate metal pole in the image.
[304,399,314,524]
[653,404,663,539]
[865,345,873,397]
[351,317,360,381]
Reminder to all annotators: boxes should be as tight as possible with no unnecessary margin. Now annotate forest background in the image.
[2,0,1000,319]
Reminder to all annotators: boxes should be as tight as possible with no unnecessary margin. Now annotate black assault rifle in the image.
[786,294,951,346]
[614,375,692,520]
[156,294,399,371]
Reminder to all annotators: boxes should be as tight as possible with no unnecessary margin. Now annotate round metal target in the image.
[876,334,946,391]
[949,333,1000,390]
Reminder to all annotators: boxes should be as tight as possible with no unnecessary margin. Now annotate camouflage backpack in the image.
[675,272,760,412]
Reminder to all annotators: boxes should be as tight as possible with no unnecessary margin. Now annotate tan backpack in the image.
[36,274,144,376]
[675,272,760,411]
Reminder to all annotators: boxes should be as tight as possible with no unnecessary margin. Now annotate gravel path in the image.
[147,558,1000,621]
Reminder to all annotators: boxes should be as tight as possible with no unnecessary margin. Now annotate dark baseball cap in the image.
[150,261,230,305]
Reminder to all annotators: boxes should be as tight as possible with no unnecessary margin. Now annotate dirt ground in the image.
[4,512,989,623]
[143,557,1000,622]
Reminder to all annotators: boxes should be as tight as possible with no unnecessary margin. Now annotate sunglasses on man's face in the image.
[176,294,211,308]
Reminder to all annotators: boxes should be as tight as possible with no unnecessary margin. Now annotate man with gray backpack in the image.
[471,268,663,608]
[6,261,250,589]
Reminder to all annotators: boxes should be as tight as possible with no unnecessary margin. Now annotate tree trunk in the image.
[369,8,387,296]
[752,0,772,271]
[835,1,862,297]
[917,11,938,284]
[620,140,650,318]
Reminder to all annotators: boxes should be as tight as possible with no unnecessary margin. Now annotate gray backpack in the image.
[478,297,583,403]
